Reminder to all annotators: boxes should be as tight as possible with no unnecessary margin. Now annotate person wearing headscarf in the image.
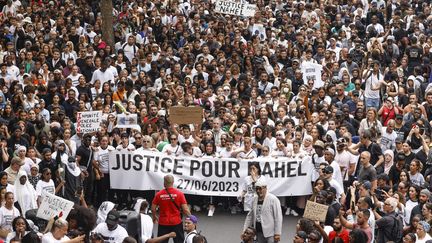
[13,171,37,216]
[383,150,394,175]
[14,146,35,175]
[62,157,82,203]
[96,201,116,225]
[416,221,432,242]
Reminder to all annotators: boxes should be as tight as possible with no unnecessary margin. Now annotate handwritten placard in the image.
[36,191,74,220]
[303,200,329,222]
[76,111,102,134]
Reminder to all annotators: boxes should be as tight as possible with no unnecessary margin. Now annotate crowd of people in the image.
[0,0,429,242]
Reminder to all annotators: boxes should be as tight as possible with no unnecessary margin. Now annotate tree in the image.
[100,0,115,49]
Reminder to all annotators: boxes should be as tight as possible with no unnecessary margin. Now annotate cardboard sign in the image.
[214,0,257,17]
[76,111,102,134]
[303,200,329,222]
[36,191,74,220]
[169,106,203,125]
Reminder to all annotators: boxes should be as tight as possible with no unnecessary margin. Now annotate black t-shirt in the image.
[359,142,383,166]
[76,145,92,169]
[388,165,402,185]
[406,46,423,65]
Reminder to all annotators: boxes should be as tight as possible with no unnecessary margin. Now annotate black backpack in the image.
[385,214,403,243]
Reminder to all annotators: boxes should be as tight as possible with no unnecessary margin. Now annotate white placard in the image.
[116,113,140,131]
[36,191,74,220]
[109,150,313,196]
[301,62,324,89]
[214,0,257,17]
[76,111,102,134]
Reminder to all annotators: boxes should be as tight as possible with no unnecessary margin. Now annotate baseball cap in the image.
[313,140,325,149]
[185,215,198,224]
[105,210,120,225]
[255,177,267,187]
[324,166,334,174]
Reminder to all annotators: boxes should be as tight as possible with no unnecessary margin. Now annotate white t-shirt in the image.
[22,157,36,175]
[161,144,181,156]
[364,72,382,99]
[92,223,128,243]
[140,214,153,242]
[0,206,20,231]
[334,150,358,181]
[42,232,70,243]
[36,180,55,196]
[94,146,115,174]
[90,69,115,85]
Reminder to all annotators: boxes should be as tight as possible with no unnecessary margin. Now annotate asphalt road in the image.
[153,210,300,243]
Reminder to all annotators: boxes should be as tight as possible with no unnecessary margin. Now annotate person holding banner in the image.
[151,175,191,243]
[243,177,282,243]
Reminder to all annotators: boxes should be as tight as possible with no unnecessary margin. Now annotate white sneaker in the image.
[208,205,215,217]
[285,207,291,216]
[291,210,299,217]
[193,205,201,212]
[230,206,237,214]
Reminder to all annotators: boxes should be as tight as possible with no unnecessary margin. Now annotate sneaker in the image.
[285,207,291,216]
[208,205,215,217]
[291,209,299,217]
[235,205,242,213]
[230,206,237,214]
[193,205,201,212]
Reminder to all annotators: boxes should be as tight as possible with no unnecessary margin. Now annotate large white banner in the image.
[214,0,257,17]
[109,150,313,197]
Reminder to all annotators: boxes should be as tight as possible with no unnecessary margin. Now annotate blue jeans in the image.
[365,97,380,110]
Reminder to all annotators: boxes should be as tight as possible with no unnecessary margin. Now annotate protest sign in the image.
[303,200,329,222]
[214,0,257,17]
[109,150,313,196]
[36,191,74,220]
[301,62,324,89]
[169,106,203,125]
[76,111,102,134]
[116,113,140,131]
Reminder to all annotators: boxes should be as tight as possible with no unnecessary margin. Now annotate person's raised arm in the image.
[339,209,354,229]
[146,232,176,243]
[313,221,329,243]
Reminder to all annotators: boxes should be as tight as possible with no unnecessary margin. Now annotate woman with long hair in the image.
[358,107,383,138]
[405,185,420,225]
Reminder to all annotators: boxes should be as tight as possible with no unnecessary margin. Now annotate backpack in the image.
[385,214,403,243]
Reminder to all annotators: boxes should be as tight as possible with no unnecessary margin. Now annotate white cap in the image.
[255,177,267,187]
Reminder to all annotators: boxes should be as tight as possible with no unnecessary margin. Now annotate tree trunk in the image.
[100,0,115,49]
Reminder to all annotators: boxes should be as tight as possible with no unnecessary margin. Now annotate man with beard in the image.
[328,218,349,243]
[92,210,128,243]
[61,89,79,122]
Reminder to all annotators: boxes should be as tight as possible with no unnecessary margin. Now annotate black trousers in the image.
[158,222,184,243]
